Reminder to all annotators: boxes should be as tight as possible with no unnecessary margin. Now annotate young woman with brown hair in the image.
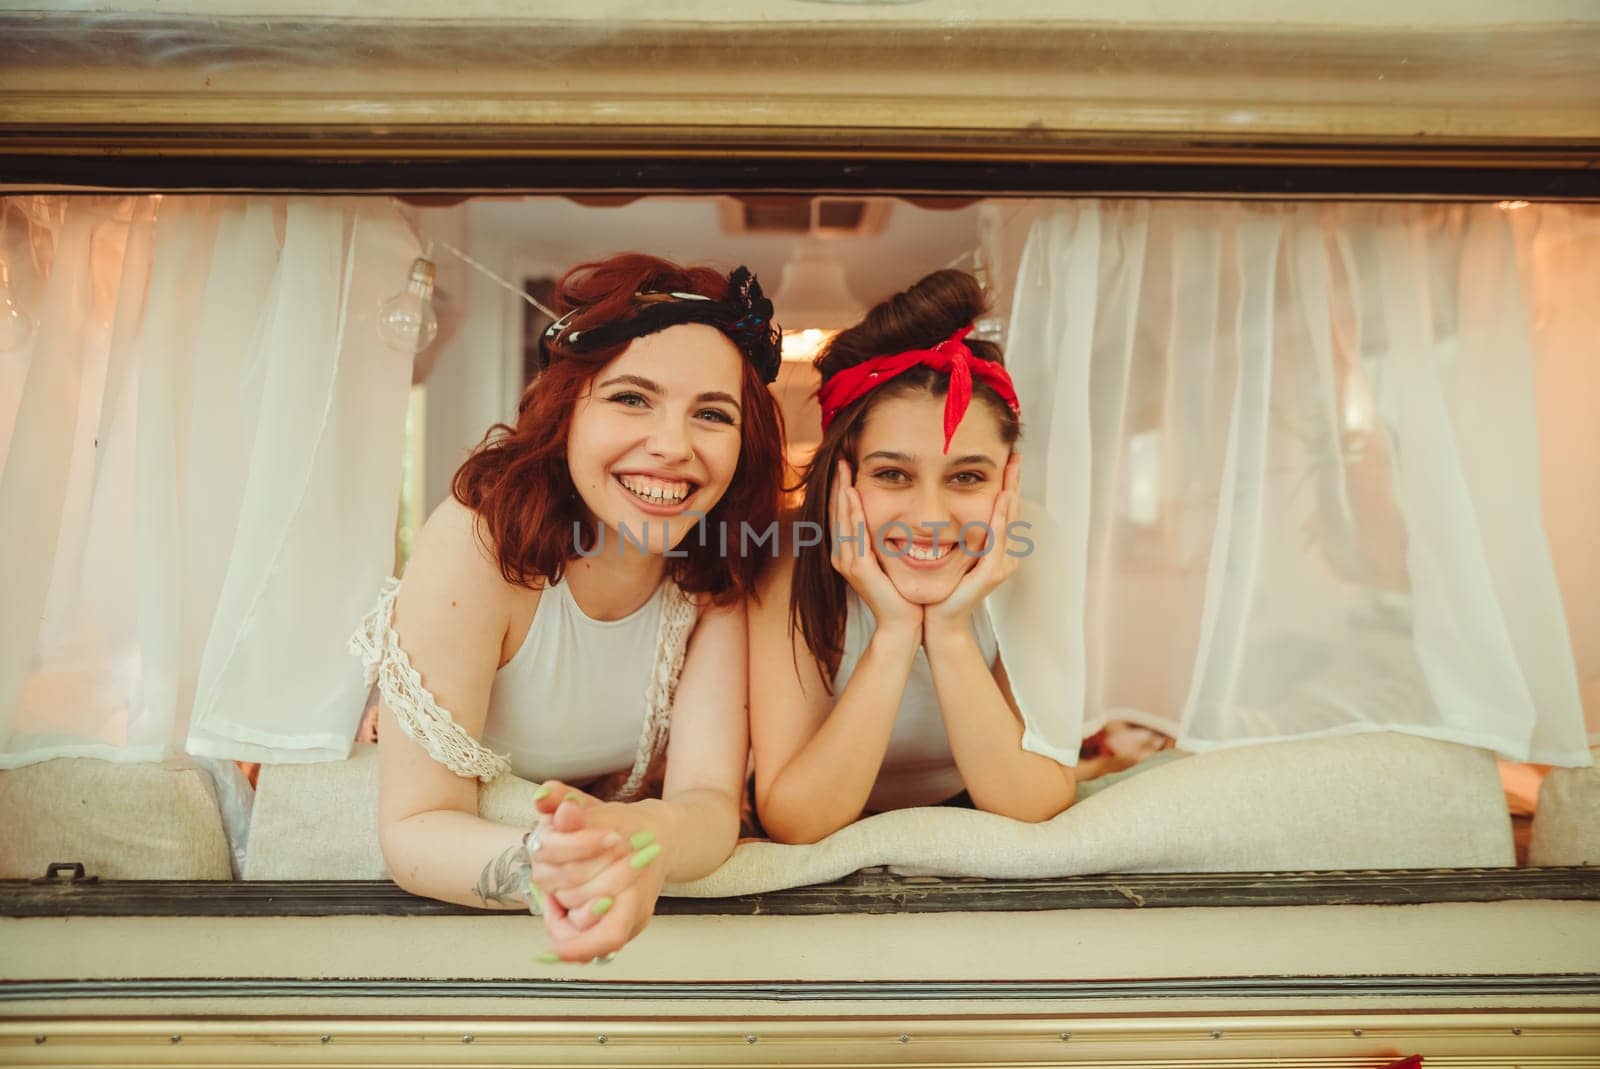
[352,254,785,962]
[748,269,1076,845]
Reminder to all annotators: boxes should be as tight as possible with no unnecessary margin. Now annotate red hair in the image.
[452,253,785,605]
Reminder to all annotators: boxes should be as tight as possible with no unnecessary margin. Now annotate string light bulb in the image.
[378,257,439,352]
[0,259,35,353]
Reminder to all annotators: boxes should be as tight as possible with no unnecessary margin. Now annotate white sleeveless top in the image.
[833,590,1000,812]
[480,577,666,783]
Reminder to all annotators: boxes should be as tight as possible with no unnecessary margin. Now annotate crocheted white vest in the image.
[349,576,698,802]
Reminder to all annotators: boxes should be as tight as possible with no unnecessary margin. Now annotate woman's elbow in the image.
[1013,801,1070,824]
[381,848,424,896]
[765,823,830,846]
[979,783,1076,824]
[377,816,429,896]
[754,789,835,846]
[762,815,829,846]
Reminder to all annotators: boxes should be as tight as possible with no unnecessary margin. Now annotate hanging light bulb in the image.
[0,260,35,353]
[378,257,439,352]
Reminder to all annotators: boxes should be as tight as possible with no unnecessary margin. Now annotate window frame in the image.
[4,867,1600,919]
[0,3,1595,925]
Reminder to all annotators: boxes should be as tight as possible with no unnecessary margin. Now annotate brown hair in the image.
[452,253,785,606]
[789,269,1021,682]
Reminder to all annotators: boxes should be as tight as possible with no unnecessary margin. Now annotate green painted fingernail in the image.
[528,885,545,912]
[629,843,662,870]
[535,951,561,964]
[532,785,550,802]
[628,830,655,850]
[590,896,614,917]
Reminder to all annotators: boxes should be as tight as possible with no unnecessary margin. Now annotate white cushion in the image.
[245,744,539,880]
[245,742,387,880]
[0,758,232,880]
[669,732,1513,895]
[248,732,1512,890]
[1528,756,1600,866]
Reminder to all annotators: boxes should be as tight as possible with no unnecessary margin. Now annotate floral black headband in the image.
[540,265,782,384]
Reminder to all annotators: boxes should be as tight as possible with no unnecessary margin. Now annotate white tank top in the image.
[480,577,664,783]
[833,589,1000,812]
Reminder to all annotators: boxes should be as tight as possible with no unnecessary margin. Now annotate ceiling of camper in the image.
[445,196,986,313]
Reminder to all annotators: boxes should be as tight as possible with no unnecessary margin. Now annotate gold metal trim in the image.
[3,15,1597,164]
[4,1011,1599,1065]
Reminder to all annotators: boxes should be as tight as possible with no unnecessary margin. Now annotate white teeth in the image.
[618,474,691,504]
[905,542,953,562]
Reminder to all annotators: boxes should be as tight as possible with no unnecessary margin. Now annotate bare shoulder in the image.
[395,496,517,643]
[411,495,496,566]
[377,497,514,825]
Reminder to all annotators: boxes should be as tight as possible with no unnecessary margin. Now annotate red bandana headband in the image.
[817,325,1021,452]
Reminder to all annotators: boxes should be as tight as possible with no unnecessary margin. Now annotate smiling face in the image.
[567,323,745,555]
[850,390,1013,606]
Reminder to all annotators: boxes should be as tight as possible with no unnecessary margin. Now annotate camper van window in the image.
[0,190,1594,916]
[0,0,1596,936]
[6,16,1600,1065]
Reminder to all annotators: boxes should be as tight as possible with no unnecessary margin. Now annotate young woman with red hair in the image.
[352,254,785,963]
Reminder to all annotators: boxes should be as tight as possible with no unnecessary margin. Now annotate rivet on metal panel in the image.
[898,1034,910,1044]
[462,1035,475,1044]
[320,1036,331,1044]
[1512,1027,1524,1036]
[597,1035,608,1045]
[1352,1029,1364,1037]
[1059,1033,1071,1041]
[745,1036,757,1045]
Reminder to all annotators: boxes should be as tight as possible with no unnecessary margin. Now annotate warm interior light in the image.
[1496,200,1531,211]
[781,327,835,363]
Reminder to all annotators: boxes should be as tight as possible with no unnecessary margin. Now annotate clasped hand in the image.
[523,781,665,964]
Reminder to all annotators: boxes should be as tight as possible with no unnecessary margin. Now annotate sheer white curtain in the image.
[1513,204,1600,752]
[1005,200,1595,766]
[0,195,416,770]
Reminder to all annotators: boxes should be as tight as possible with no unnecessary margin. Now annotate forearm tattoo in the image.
[471,842,531,908]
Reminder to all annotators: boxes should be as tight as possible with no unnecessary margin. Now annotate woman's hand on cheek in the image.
[831,461,922,640]
[924,454,1022,637]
